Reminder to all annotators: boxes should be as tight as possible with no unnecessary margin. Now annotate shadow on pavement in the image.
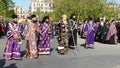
[21,51,25,58]
[80,43,86,48]
[4,63,17,68]
[0,36,6,39]
[0,59,6,68]
[50,48,54,52]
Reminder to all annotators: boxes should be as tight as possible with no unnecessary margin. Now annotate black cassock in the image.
[68,19,77,49]
[116,23,120,40]
[95,23,109,43]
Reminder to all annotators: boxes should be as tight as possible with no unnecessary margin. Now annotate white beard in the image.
[100,22,104,26]
[89,21,93,24]
[63,21,67,25]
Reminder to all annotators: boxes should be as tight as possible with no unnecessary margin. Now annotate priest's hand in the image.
[13,34,18,39]
[37,30,41,34]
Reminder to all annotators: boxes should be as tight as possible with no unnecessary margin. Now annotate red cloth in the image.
[1,24,5,32]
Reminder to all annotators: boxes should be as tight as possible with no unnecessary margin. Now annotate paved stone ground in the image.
[0,36,120,68]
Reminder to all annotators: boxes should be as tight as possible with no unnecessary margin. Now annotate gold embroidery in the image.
[32,42,35,45]
[12,57,21,59]
[3,57,11,60]
[4,53,12,55]
[38,52,50,54]
[13,52,20,55]
[39,48,50,51]
[5,41,9,54]
[30,50,37,54]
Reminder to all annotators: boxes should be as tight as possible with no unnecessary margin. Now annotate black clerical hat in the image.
[70,13,76,19]
[42,16,49,23]
[31,14,36,18]
[112,20,115,22]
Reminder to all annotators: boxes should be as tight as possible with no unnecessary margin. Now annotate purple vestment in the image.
[23,21,38,58]
[86,22,98,47]
[38,22,51,54]
[3,22,21,59]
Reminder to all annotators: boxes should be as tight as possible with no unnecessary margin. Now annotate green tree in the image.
[0,0,6,15]
[52,0,118,20]
[6,9,15,18]
[0,0,15,18]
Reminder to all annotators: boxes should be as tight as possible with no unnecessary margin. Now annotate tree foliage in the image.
[0,0,6,15]
[52,0,118,20]
[0,0,15,18]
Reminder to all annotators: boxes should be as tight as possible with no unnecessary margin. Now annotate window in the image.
[23,15,25,18]
[41,7,43,10]
[41,0,43,2]
[34,4,35,6]
[45,4,47,6]
[41,4,43,6]
[49,4,51,7]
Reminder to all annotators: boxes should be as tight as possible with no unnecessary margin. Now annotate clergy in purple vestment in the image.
[85,18,98,49]
[3,14,21,60]
[106,20,117,44]
[38,16,51,55]
[23,15,38,59]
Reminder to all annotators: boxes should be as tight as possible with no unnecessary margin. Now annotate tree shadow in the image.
[0,59,6,68]
[55,48,58,51]
[20,51,25,58]
[4,63,17,68]
[0,36,6,39]
[50,48,54,52]
[80,43,86,49]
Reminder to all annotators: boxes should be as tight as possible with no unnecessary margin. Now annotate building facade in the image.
[14,6,28,19]
[29,0,53,13]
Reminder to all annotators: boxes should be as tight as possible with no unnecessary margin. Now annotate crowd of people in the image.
[2,13,120,60]
[80,18,120,45]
